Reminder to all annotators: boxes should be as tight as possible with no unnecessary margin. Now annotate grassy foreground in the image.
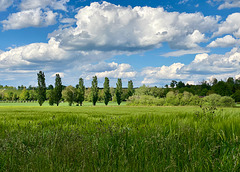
[1,105,240,171]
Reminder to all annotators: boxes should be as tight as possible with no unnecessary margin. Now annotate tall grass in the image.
[1,106,240,171]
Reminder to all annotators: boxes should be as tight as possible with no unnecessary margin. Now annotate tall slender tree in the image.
[103,77,111,105]
[54,74,62,106]
[116,78,123,105]
[91,76,98,106]
[37,71,46,106]
[128,80,134,97]
[76,78,85,106]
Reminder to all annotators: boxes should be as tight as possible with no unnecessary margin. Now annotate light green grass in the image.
[1,105,240,171]
[0,101,126,107]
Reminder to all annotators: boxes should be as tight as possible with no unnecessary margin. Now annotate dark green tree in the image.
[170,80,177,88]
[37,71,46,106]
[127,80,134,97]
[232,90,240,102]
[49,90,55,106]
[76,78,85,106]
[116,78,123,105]
[91,76,98,106]
[54,74,62,106]
[176,81,185,88]
[103,77,111,105]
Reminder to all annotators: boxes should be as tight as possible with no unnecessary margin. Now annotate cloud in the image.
[142,48,240,85]
[2,8,57,30]
[51,72,65,78]
[20,0,70,11]
[218,0,240,9]
[208,0,240,9]
[60,18,76,24]
[141,63,186,84]
[82,62,137,80]
[49,1,219,52]
[162,49,210,57]
[213,13,240,38]
[208,35,238,47]
[178,0,189,5]
[0,0,13,11]
[182,48,240,75]
[0,38,71,69]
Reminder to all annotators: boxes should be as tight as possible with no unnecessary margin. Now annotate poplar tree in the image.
[91,76,98,106]
[103,77,111,105]
[116,78,123,105]
[54,74,62,106]
[77,78,85,106]
[37,71,46,106]
[128,80,134,97]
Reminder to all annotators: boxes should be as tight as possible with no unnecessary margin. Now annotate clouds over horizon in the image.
[0,2,222,70]
[1,1,240,86]
[142,47,240,85]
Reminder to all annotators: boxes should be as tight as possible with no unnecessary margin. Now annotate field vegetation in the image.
[1,105,240,171]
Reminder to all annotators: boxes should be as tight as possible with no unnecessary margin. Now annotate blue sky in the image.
[0,0,240,87]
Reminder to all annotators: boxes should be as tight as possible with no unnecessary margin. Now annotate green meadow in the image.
[1,104,240,171]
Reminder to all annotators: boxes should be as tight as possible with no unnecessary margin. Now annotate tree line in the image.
[36,71,134,106]
[1,72,240,106]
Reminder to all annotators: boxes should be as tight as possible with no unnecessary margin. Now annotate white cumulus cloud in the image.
[2,8,57,30]
[141,63,186,84]
[20,0,69,11]
[208,0,240,9]
[50,1,219,52]
[82,62,137,80]
[213,13,240,38]
[141,48,240,85]
[208,35,238,47]
[0,0,13,11]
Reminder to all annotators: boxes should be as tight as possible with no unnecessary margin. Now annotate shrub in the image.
[219,96,235,107]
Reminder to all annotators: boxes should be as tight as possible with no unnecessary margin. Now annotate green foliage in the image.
[127,95,165,106]
[2,106,240,171]
[115,78,122,105]
[62,86,76,106]
[54,74,62,106]
[103,77,111,105]
[37,71,46,106]
[91,76,98,106]
[128,91,234,107]
[48,90,55,106]
[19,89,29,102]
[231,90,240,102]
[127,80,134,97]
[76,78,85,106]
[165,91,179,106]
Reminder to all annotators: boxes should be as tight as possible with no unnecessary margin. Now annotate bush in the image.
[127,92,234,107]
[127,95,165,106]
[202,94,234,107]
[219,96,235,107]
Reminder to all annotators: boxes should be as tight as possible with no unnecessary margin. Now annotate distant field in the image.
[1,105,240,171]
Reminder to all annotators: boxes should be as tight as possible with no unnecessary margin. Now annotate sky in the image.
[0,0,240,87]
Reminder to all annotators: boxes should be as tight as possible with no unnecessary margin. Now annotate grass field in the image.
[1,104,240,171]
